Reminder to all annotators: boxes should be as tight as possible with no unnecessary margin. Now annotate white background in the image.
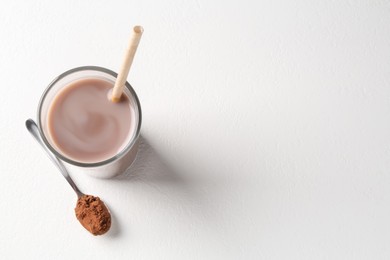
[1,0,390,259]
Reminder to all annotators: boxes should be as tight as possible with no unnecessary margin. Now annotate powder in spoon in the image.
[75,195,111,235]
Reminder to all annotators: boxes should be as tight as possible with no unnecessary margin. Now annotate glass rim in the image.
[37,66,142,168]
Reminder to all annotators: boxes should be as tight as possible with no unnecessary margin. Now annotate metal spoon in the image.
[25,119,84,198]
[25,118,112,235]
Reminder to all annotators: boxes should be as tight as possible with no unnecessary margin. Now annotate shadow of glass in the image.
[116,135,186,185]
[105,135,216,239]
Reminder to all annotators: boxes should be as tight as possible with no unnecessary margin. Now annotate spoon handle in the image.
[25,119,83,198]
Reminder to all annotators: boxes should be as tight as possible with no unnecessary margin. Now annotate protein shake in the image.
[47,78,136,163]
[38,66,142,178]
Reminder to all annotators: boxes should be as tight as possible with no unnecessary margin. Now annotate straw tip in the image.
[111,97,121,103]
[133,26,144,34]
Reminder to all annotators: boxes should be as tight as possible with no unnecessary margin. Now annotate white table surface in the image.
[1,1,390,259]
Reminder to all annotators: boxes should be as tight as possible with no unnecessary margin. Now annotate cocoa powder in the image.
[75,195,111,235]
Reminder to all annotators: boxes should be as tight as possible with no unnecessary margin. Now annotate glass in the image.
[37,66,142,178]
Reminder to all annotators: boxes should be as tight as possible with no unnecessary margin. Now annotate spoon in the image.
[25,119,112,235]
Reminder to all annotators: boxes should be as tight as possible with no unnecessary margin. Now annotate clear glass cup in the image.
[37,66,142,178]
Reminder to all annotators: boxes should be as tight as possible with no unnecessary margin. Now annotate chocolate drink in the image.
[47,78,136,163]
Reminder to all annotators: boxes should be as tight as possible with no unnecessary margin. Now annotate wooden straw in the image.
[111,25,144,102]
